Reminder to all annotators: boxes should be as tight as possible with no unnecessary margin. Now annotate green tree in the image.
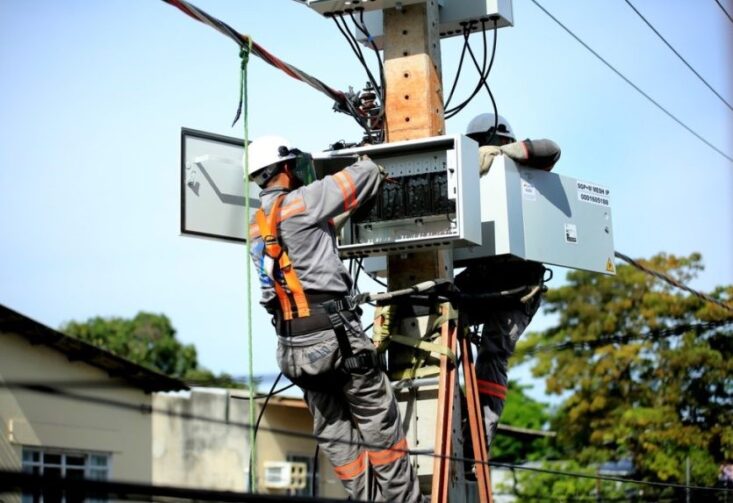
[61,312,243,388]
[490,380,555,462]
[514,253,732,498]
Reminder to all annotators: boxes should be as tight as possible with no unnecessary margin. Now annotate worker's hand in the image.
[478,145,501,176]
[498,141,528,162]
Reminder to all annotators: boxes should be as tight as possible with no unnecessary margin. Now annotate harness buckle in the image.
[263,235,283,259]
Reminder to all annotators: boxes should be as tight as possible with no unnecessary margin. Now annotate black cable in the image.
[530,0,733,163]
[443,25,472,110]
[249,372,282,485]
[517,319,733,356]
[332,14,383,110]
[356,258,387,288]
[445,17,499,119]
[624,0,733,111]
[3,383,732,495]
[351,9,386,106]
[714,0,733,24]
[0,468,352,503]
[311,444,320,498]
[445,19,493,116]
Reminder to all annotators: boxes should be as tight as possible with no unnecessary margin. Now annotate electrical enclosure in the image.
[304,0,427,15]
[352,0,514,49]
[312,134,481,257]
[455,156,616,274]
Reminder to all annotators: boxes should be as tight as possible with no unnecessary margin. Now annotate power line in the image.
[529,0,733,164]
[2,382,731,496]
[624,0,733,112]
[517,319,733,356]
[0,469,352,503]
[615,251,733,313]
[714,0,733,24]
[162,0,370,132]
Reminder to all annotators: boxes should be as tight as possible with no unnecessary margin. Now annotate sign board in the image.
[180,128,257,243]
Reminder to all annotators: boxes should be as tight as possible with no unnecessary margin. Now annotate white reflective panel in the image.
[180,128,259,243]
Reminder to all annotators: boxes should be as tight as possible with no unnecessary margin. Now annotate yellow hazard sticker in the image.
[606,258,616,273]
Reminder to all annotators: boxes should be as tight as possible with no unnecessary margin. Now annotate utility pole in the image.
[384,1,450,290]
[382,3,473,502]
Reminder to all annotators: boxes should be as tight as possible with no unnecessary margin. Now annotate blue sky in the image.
[1,0,731,399]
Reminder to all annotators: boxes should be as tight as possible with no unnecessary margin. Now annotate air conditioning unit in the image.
[263,461,308,490]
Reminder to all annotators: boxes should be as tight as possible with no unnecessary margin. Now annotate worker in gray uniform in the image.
[456,113,560,448]
[246,135,424,502]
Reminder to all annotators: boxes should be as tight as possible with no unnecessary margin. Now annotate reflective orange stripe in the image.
[333,451,367,480]
[367,437,408,466]
[477,380,507,400]
[281,198,306,220]
[333,171,358,211]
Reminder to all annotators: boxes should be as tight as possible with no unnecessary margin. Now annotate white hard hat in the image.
[246,135,297,179]
[466,113,515,142]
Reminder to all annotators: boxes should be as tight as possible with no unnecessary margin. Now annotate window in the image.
[21,448,110,503]
[286,453,317,497]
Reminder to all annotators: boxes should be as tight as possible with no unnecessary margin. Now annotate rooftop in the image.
[0,304,188,393]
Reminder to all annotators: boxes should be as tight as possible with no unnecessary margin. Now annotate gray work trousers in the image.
[276,318,423,502]
[475,300,539,447]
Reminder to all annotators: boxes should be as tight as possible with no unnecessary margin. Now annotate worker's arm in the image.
[300,158,385,224]
[479,139,561,175]
[501,139,561,171]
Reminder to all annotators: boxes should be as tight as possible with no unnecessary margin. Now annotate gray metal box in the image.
[353,0,514,49]
[305,0,427,15]
[312,134,482,257]
[454,156,616,275]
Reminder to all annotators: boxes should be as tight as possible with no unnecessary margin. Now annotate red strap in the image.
[477,379,507,400]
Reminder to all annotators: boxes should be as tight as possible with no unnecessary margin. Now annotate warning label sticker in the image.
[606,258,616,273]
[565,223,578,244]
[577,181,610,207]
[521,180,537,201]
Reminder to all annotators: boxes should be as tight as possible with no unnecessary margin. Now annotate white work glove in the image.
[332,210,351,232]
[499,141,529,162]
[478,145,502,176]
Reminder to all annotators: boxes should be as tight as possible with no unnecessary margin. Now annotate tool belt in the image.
[273,292,380,372]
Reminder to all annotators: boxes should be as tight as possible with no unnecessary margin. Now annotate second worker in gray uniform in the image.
[246,135,424,502]
[457,113,560,449]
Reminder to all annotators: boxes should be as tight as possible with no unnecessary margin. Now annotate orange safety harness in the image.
[255,194,310,320]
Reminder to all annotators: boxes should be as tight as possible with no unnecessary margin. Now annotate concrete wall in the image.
[258,399,346,499]
[0,332,154,491]
[152,388,250,491]
[153,389,347,498]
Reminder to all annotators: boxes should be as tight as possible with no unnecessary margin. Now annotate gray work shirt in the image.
[249,159,382,310]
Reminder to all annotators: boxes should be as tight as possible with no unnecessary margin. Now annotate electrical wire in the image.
[332,14,382,100]
[624,0,733,111]
[615,251,733,313]
[445,18,499,119]
[248,372,282,486]
[529,0,733,164]
[714,0,733,24]
[162,0,369,132]
[0,468,352,503]
[445,18,498,118]
[516,319,733,356]
[2,381,732,495]
[350,9,386,104]
[443,25,473,111]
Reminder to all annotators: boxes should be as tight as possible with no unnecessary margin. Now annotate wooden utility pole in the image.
[382,3,483,502]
